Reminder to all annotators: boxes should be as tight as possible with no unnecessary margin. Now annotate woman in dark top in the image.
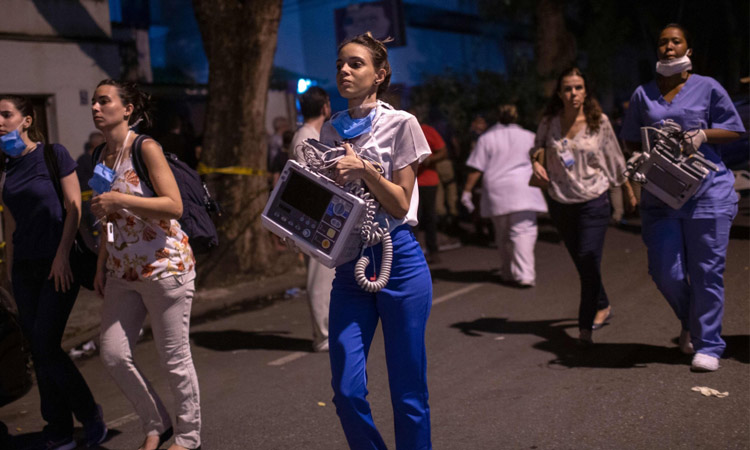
[0,95,107,450]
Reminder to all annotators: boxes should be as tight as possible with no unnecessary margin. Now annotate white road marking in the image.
[106,412,139,429]
[266,284,483,367]
[433,283,483,305]
[267,351,308,366]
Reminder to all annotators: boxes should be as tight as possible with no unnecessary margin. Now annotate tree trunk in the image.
[192,0,282,285]
[535,0,577,96]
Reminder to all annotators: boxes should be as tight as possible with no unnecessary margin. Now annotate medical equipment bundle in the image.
[624,119,718,209]
[261,139,392,292]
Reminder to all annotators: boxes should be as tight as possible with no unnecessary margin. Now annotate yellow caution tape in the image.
[197,163,267,176]
[80,163,266,203]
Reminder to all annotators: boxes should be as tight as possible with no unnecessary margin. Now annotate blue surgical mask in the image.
[331,107,377,139]
[88,130,132,194]
[88,162,116,194]
[0,129,28,157]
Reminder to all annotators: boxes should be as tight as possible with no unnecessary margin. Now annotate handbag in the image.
[43,145,98,290]
[529,119,551,190]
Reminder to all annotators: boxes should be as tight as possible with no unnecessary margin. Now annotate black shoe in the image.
[84,404,108,447]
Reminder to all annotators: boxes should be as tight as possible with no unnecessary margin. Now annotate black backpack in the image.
[93,135,221,253]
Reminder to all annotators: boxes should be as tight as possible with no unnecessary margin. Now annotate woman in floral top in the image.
[531,67,636,345]
[89,79,201,450]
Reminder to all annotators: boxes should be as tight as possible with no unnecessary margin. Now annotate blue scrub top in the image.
[621,74,745,218]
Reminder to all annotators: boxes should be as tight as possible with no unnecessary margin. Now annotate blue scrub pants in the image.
[641,206,736,358]
[329,225,432,450]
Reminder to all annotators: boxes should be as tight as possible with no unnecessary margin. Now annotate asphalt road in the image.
[2,211,749,449]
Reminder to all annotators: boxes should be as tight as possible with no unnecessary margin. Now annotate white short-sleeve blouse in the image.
[320,101,431,233]
[534,114,627,204]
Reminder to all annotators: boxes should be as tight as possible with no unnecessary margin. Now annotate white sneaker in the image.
[313,339,329,352]
[691,353,720,372]
[679,330,695,354]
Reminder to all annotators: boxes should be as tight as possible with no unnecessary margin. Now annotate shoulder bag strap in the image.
[130,134,153,191]
[43,144,65,207]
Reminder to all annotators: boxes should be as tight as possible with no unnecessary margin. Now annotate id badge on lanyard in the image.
[558,138,575,169]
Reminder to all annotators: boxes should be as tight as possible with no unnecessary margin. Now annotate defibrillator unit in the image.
[624,120,718,209]
[262,159,368,268]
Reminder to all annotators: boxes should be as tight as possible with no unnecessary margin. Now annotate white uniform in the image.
[291,123,336,352]
[466,123,547,285]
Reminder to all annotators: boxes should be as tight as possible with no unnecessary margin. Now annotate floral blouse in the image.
[534,114,627,204]
[104,151,195,281]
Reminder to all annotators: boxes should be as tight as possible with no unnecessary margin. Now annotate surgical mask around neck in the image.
[656,55,692,77]
[0,127,28,157]
[88,130,132,194]
[331,105,378,139]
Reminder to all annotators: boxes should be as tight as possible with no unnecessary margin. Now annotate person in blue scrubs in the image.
[318,32,433,449]
[621,24,745,372]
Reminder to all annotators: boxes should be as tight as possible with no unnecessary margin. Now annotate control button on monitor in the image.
[327,228,336,238]
[331,218,342,229]
[302,229,311,238]
[322,239,331,249]
[333,203,345,216]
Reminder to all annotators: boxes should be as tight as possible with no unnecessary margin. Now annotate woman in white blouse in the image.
[531,67,636,344]
[90,79,200,450]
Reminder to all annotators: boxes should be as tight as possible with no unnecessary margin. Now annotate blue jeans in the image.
[329,225,432,450]
[12,258,98,440]
[641,206,736,358]
[548,193,611,330]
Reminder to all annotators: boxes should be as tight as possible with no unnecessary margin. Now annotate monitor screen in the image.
[280,171,333,221]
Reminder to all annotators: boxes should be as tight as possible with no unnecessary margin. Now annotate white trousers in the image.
[100,272,201,449]
[491,211,539,285]
[306,257,335,351]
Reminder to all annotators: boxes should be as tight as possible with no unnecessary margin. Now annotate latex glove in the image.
[461,191,475,214]
[682,129,707,154]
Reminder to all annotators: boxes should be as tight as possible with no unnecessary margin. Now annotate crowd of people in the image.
[0,22,745,450]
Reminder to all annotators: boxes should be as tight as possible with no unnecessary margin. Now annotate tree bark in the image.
[535,0,577,96]
[192,0,282,285]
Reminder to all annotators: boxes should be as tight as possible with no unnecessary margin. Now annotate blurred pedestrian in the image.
[0,94,107,450]
[76,131,104,189]
[159,115,198,169]
[620,24,745,371]
[322,32,433,449]
[464,114,492,240]
[530,67,635,344]
[90,79,201,450]
[268,116,290,183]
[411,107,447,263]
[462,104,547,287]
[431,118,460,234]
[290,86,334,352]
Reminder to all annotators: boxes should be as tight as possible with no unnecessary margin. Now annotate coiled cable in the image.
[301,140,392,292]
